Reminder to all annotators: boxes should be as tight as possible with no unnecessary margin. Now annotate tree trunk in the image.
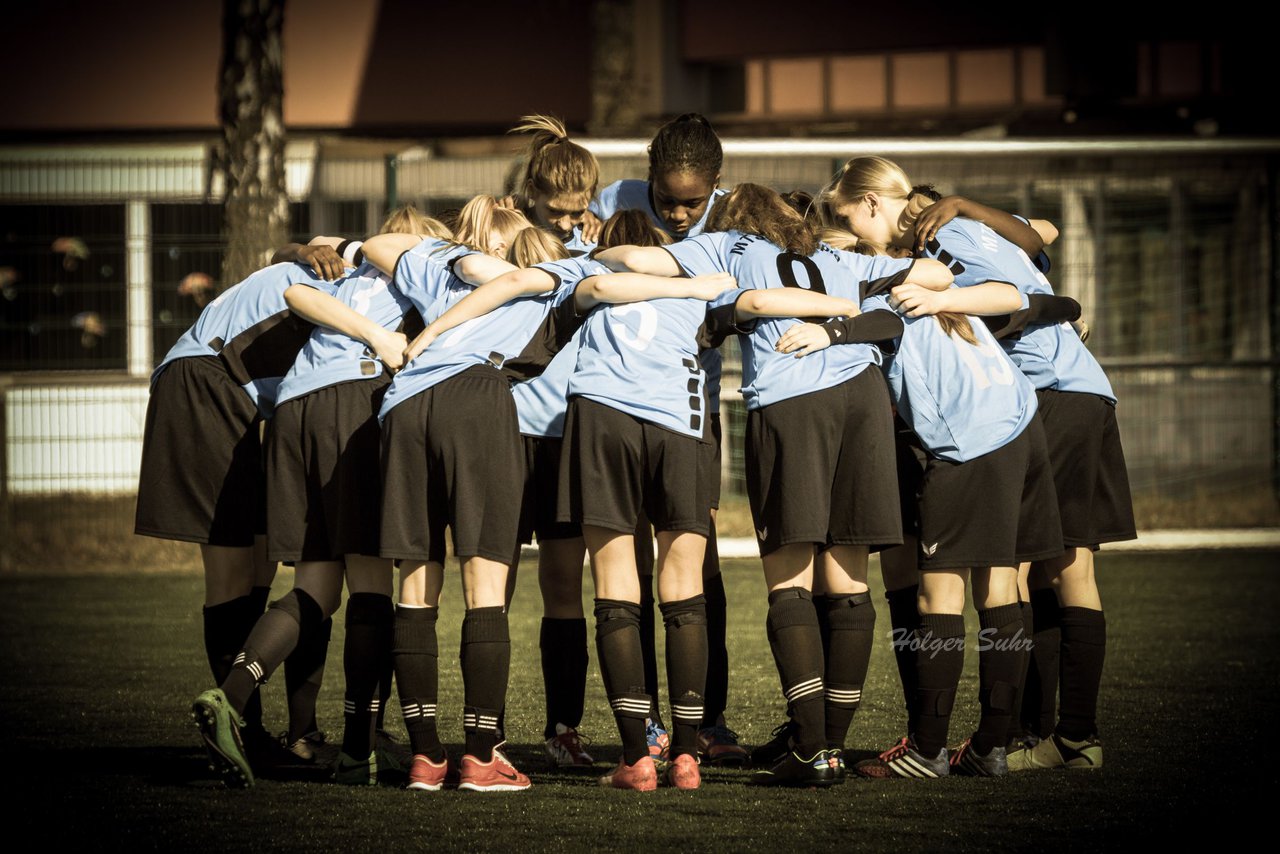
[218,0,288,287]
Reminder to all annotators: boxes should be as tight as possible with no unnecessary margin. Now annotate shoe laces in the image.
[705,724,740,744]
[949,738,972,768]
[879,737,912,762]
[768,720,796,740]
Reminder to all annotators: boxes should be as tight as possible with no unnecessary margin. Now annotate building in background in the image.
[0,0,1276,568]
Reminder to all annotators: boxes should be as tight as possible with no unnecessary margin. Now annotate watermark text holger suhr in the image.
[889,628,1034,658]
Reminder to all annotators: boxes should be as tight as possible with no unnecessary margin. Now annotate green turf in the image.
[2,552,1276,851]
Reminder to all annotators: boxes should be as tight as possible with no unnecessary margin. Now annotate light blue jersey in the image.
[511,257,612,438]
[926,218,1114,402]
[394,238,480,310]
[589,179,728,241]
[379,266,582,423]
[864,292,1037,463]
[275,263,412,406]
[669,231,914,410]
[563,225,595,256]
[154,262,335,416]
[569,292,731,440]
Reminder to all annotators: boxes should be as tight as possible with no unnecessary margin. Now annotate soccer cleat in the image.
[457,743,531,792]
[191,688,254,788]
[697,723,750,767]
[749,748,841,787]
[664,753,701,790]
[333,750,378,786]
[853,737,949,780]
[1009,732,1103,771]
[1003,733,1040,770]
[829,748,847,782]
[376,729,411,774]
[281,730,338,765]
[406,754,452,791]
[599,755,658,791]
[948,737,1008,777]
[645,718,670,764]
[545,723,594,768]
[750,718,797,769]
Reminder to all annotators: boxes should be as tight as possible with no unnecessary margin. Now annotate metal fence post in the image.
[385,154,398,214]
[125,200,152,378]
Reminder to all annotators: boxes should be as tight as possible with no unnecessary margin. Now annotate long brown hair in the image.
[598,209,671,250]
[510,227,571,267]
[511,114,599,207]
[826,155,938,235]
[706,183,818,256]
[450,195,531,259]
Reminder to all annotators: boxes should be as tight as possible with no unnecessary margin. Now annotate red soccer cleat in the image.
[406,754,452,791]
[664,753,701,790]
[599,755,658,791]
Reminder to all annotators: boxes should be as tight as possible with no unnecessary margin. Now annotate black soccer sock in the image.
[1024,588,1062,738]
[766,587,826,758]
[912,613,966,758]
[461,607,510,761]
[885,585,922,733]
[637,577,663,726]
[222,589,323,717]
[341,593,393,761]
[594,598,650,765]
[394,605,443,761]
[1057,606,1106,741]
[283,616,331,744]
[203,595,266,731]
[702,572,729,728]
[661,596,708,758]
[376,641,393,734]
[974,604,1025,754]
[820,592,876,750]
[1007,600,1034,743]
[540,617,589,739]
[244,588,271,731]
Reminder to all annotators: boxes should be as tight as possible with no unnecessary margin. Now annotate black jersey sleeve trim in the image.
[983,294,1081,340]
[821,309,903,346]
[393,249,414,282]
[860,263,913,300]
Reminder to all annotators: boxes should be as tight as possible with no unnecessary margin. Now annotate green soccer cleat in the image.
[191,688,254,788]
[333,750,378,786]
[1008,732,1103,771]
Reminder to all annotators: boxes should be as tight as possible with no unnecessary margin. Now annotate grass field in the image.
[3,551,1276,851]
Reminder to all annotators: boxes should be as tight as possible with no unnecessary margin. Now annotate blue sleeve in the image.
[664,233,728,277]
[589,181,620,220]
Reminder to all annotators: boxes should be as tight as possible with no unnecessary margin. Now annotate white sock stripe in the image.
[233,652,246,665]
[785,680,824,702]
[610,700,653,714]
[247,662,264,681]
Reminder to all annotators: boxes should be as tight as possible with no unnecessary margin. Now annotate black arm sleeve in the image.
[983,294,1081,340]
[820,310,904,345]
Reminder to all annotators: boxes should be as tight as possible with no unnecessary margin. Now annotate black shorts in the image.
[1036,389,1137,549]
[266,377,389,562]
[380,366,523,565]
[917,414,1063,570]
[704,413,723,511]
[893,418,928,538]
[134,356,265,547]
[518,435,582,545]
[745,368,902,557]
[558,396,712,536]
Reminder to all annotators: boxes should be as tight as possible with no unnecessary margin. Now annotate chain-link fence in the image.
[2,139,1276,569]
